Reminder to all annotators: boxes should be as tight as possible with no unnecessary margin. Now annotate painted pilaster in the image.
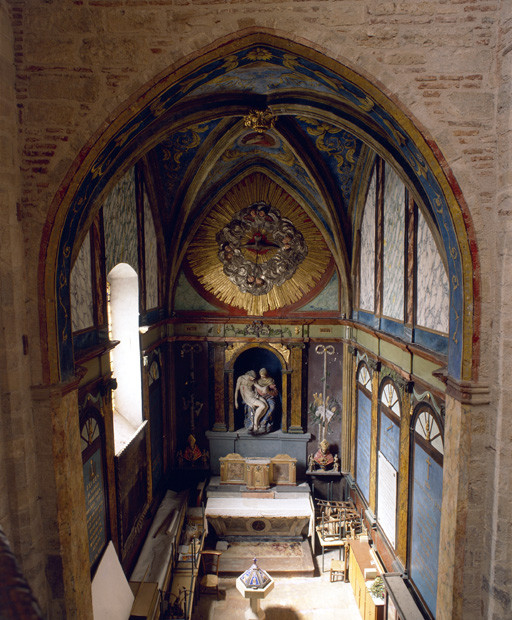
[141,357,153,502]
[289,343,305,433]
[341,342,354,473]
[227,369,234,432]
[212,343,227,431]
[282,369,290,432]
[396,383,412,566]
[349,346,358,477]
[368,360,380,513]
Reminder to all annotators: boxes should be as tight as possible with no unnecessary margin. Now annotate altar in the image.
[205,475,314,538]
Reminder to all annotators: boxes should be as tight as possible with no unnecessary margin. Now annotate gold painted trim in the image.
[225,342,246,364]
[268,343,290,365]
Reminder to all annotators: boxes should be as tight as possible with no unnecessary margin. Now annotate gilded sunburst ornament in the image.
[217,202,307,296]
[186,173,332,315]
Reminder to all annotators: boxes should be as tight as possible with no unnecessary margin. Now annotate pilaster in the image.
[289,343,305,433]
[212,343,227,432]
[368,359,380,513]
[31,379,93,619]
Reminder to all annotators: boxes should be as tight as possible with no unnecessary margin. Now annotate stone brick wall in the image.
[2,1,509,617]
[488,4,512,619]
[0,0,46,611]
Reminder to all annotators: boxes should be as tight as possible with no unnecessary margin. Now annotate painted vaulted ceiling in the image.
[141,49,375,315]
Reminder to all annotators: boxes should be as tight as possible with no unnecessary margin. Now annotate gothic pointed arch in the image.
[39,29,479,386]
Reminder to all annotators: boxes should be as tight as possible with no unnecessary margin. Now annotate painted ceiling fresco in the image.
[142,56,372,316]
[134,44,453,326]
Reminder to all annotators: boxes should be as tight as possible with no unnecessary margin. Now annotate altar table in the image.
[205,496,314,538]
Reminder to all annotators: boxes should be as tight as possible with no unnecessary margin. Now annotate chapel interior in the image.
[0,2,510,620]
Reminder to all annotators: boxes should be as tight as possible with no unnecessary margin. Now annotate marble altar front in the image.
[205,495,314,538]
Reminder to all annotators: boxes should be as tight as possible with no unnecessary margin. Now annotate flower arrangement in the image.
[369,576,385,599]
[308,393,339,430]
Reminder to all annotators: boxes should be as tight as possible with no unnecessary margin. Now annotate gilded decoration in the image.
[186,173,331,314]
[217,202,307,296]
[267,343,290,365]
[225,343,246,364]
[243,108,277,133]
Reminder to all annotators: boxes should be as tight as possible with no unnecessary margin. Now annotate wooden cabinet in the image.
[348,540,384,620]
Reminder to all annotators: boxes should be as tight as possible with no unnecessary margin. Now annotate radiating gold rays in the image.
[186,172,331,314]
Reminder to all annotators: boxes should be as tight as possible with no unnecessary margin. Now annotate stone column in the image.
[289,344,305,433]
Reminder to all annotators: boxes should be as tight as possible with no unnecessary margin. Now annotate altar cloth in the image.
[205,496,314,538]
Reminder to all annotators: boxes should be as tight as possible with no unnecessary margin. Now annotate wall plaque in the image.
[83,447,107,566]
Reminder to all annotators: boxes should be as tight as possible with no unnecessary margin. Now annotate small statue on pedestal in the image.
[333,453,339,472]
[313,439,334,470]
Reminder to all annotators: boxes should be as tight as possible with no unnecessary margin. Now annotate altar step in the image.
[216,539,315,577]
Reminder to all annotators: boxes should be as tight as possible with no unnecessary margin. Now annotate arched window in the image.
[107,263,143,452]
[409,403,444,618]
[355,362,372,503]
[377,379,401,548]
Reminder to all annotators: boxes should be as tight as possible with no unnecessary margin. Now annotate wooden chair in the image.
[199,550,222,599]
[330,557,347,582]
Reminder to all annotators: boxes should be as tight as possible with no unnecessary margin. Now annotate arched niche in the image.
[222,342,299,433]
[232,347,283,432]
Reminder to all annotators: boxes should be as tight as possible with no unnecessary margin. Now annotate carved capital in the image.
[445,376,491,406]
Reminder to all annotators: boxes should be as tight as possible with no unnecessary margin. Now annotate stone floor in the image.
[192,549,362,619]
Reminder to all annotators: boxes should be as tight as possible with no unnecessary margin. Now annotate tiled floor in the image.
[192,549,362,619]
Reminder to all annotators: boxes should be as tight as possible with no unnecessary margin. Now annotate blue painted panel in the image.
[355,310,380,329]
[356,390,372,503]
[83,448,107,567]
[414,328,448,356]
[379,411,400,471]
[410,444,443,617]
[380,317,406,339]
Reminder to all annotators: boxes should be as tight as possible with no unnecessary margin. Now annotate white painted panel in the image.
[377,451,397,548]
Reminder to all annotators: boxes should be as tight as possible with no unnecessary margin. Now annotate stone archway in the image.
[40,29,479,387]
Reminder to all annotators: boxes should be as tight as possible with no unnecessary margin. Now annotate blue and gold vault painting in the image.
[57,39,469,380]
